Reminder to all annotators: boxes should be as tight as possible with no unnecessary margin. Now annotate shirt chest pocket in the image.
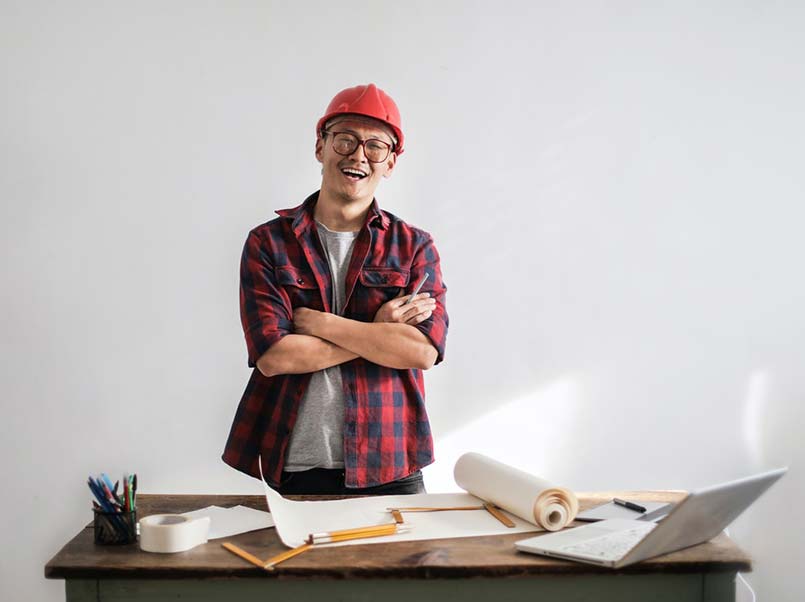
[275,266,320,309]
[356,268,410,314]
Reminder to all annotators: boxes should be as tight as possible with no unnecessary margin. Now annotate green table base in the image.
[67,573,736,602]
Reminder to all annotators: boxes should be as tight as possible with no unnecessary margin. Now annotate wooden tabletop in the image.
[45,491,751,580]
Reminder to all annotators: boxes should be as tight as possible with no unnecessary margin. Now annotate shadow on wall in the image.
[424,376,583,491]
[732,366,804,602]
[742,370,770,468]
[421,214,574,447]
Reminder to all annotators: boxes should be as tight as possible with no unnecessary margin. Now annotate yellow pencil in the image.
[262,543,313,570]
[222,542,271,571]
[307,522,408,544]
[225,523,411,572]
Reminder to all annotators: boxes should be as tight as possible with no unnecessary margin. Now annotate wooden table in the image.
[45,491,751,602]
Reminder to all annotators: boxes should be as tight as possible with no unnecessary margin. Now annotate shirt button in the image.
[381,275,388,283]
[297,278,304,285]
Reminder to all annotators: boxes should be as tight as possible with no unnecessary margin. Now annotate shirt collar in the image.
[275,191,390,234]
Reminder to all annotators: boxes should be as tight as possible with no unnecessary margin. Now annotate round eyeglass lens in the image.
[364,140,390,162]
[330,132,390,162]
[332,133,358,155]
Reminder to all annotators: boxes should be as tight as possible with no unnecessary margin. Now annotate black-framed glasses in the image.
[322,130,394,163]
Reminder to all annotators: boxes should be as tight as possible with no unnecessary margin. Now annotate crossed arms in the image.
[241,227,448,379]
[256,294,438,377]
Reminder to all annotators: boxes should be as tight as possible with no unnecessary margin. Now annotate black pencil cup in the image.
[93,509,137,545]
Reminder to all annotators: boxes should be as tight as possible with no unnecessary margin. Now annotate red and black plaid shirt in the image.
[222,192,448,488]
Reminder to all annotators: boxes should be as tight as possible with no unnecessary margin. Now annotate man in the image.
[223,83,449,495]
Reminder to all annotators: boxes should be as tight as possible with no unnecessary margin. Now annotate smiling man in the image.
[223,84,449,495]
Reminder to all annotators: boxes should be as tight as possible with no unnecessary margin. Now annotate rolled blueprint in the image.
[453,452,578,531]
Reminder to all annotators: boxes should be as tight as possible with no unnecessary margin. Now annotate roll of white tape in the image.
[139,514,211,553]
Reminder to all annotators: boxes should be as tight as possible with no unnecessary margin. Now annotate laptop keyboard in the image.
[560,524,656,560]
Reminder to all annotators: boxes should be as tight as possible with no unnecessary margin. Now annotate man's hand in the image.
[374,293,436,325]
[293,307,326,336]
[294,293,435,335]
[290,295,437,370]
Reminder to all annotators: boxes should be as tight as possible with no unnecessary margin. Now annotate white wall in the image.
[2,2,803,600]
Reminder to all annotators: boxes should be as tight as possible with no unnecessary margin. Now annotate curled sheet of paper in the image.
[454,452,578,531]
[258,457,542,548]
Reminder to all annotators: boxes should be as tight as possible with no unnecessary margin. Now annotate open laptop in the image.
[515,467,786,568]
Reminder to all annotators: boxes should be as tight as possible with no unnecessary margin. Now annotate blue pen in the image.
[87,477,102,504]
[87,478,114,512]
[93,477,119,511]
[101,473,124,506]
[88,477,126,532]
[101,472,123,506]
[97,477,117,504]
[93,478,115,510]
[100,473,115,492]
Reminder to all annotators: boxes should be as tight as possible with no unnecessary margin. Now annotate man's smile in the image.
[340,166,369,181]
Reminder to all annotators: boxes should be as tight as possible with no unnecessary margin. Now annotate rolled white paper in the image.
[454,452,578,531]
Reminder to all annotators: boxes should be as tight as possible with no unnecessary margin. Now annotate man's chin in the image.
[333,184,376,204]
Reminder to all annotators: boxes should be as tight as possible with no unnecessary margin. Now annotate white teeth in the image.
[341,168,367,178]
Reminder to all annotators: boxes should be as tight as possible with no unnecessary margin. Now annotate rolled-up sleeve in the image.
[410,234,449,365]
[239,230,292,367]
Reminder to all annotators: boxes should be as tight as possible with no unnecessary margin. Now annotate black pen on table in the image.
[405,273,429,304]
[613,498,646,513]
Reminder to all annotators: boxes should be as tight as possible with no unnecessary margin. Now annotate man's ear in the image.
[382,152,397,179]
[315,136,324,162]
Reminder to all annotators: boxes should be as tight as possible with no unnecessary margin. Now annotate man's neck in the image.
[314,189,372,232]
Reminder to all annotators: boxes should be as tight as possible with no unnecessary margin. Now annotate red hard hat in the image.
[316,83,404,155]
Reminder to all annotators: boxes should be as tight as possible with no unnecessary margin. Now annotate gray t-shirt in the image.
[284,221,359,471]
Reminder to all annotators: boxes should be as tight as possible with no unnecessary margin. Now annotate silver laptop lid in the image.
[620,467,787,567]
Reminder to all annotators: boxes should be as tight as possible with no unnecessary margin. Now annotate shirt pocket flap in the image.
[275,266,317,289]
[360,268,410,287]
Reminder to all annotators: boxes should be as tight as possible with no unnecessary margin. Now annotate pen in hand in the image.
[613,498,647,513]
[405,273,429,305]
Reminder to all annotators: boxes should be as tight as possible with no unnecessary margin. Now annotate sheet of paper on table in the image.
[263,487,540,548]
[259,453,580,549]
[181,505,274,539]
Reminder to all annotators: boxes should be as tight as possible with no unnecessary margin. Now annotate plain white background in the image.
[2,1,803,600]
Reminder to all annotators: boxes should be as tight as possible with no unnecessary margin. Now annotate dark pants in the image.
[274,468,425,496]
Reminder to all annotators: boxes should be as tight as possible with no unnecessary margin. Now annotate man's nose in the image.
[348,142,368,162]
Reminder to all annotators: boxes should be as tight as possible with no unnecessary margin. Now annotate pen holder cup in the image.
[93,509,137,545]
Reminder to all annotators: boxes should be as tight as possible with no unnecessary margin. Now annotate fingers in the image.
[398,298,436,324]
[378,293,436,325]
[405,309,433,325]
[394,292,431,306]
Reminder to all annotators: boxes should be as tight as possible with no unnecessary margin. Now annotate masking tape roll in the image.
[139,514,211,553]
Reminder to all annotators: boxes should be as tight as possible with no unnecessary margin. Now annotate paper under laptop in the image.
[515,467,786,568]
[575,500,672,522]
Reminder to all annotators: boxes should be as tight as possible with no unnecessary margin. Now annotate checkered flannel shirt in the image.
[222,192,448,488]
